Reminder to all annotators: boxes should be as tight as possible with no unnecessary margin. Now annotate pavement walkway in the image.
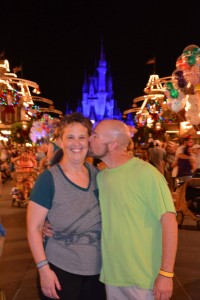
[0,180,200,299]
[0,180,39,300]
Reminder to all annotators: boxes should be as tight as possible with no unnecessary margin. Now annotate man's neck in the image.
[103,153,132,169]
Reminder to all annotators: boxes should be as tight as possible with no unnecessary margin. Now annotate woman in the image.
[46,127,62,166]
[27,113,105,300]
[171,145,196,188]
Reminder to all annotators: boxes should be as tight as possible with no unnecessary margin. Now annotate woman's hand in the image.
[39,265,62,299]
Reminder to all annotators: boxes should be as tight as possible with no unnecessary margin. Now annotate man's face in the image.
[88,124,110,159]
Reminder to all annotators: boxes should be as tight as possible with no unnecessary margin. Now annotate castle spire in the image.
[97,38,107,92]
[100,37,105,62]
[98,37,106,68]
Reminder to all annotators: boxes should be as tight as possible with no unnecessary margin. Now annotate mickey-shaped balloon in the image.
[164,81,186,113]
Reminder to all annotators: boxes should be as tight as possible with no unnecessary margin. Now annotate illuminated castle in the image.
[76,41,122,123]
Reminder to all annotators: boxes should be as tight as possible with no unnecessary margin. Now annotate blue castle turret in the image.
[80,40,122,123]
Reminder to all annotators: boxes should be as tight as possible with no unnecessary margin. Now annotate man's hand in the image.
[43,220,54,238]
[153,274,173,300]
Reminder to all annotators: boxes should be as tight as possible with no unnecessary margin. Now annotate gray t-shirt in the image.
[30,162,102,275]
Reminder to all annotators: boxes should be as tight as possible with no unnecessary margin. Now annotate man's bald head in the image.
[94,119,132,150]
[89,119,134,167]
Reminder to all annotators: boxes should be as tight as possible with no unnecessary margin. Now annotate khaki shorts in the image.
[105,285,154,300]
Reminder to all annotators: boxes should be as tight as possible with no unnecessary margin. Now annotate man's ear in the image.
[108,140,118,151]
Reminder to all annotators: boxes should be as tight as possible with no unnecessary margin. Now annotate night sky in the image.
[1,0,200,115]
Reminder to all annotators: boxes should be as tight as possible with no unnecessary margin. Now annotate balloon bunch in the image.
[164,81,185,113]
[164,44,200,125]
[29,114,59,144]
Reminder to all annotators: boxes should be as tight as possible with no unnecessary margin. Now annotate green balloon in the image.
[170,89,179,99]
[166,82,174,90]
[192,47,200,55]
[187,55,196,66]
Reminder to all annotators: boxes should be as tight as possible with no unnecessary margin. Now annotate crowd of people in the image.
[134,135,200,192]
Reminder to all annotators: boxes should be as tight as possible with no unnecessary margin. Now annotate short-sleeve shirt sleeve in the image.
[30,169,55,209]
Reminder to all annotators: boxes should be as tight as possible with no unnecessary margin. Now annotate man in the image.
[44,119,178,300]
[88,119,178,300]
[148,140,167,175]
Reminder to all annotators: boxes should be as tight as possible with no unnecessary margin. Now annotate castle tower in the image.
[97,40,107,92]
[80,40,122,122]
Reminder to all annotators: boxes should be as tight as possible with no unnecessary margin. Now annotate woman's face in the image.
[61,122,89,163]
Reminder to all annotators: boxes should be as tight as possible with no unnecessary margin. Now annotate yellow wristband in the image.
[159,270,174,278]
